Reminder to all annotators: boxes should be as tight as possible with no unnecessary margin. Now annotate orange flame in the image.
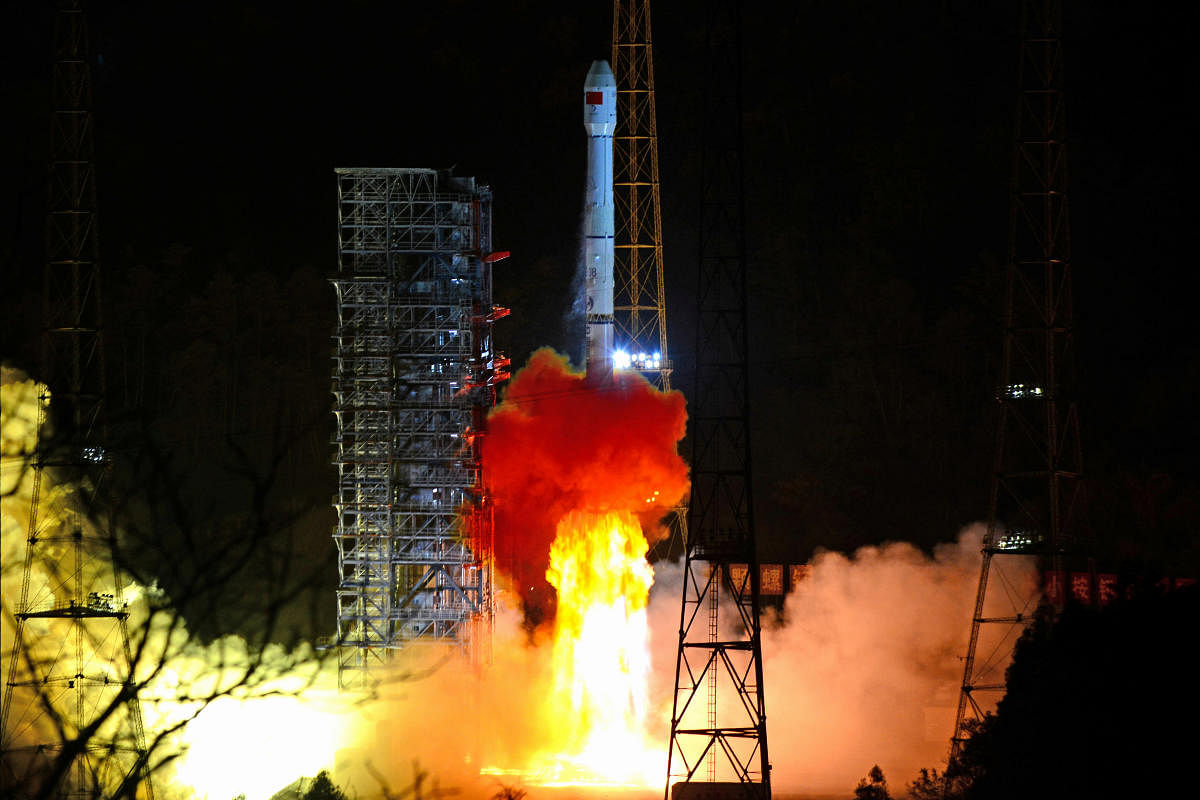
[486,348,688,622]
[541,509,659,784]
[480,350,688,787]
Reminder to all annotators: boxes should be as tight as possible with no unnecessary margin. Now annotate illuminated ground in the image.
[522,791,843,800]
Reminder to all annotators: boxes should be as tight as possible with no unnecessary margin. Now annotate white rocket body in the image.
[583,60,616,381]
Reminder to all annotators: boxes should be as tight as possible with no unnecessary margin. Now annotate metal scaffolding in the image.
[332,168,506,688]
[949,0,1088,764]
[612,0,672,389]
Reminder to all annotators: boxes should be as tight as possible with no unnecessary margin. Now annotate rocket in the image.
[583,60,616,381]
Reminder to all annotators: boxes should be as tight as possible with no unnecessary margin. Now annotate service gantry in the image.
[331,168,508,688]
[949,0,1089,764]
[612,0,672,390]
[1,1,154,796]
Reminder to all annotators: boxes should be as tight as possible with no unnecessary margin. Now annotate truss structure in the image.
[2,3,153,796]
[666,1,770,797]
[332,168,507,688]
[950,0,1088,761]
[612,0,671,390]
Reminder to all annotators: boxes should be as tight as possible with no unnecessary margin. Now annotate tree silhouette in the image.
[1,365,337,799]
[852,764,891,800]
[303,770,350,800]
[938,586,1199,799]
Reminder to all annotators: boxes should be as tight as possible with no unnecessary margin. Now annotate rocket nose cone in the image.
[585,59,616,89]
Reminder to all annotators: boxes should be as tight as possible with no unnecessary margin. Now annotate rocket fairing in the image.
[583,60,616,381]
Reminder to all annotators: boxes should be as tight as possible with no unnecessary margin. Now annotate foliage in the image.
[853,764,891,800]
[303,770,349,800]
[1,365,336,799]
[936,586,1199,799]
[489,785,528,800]
[906,767,947,800]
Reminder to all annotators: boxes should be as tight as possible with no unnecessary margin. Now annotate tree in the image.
[303,770,350,800]
[906,767,947,800]
[1,367,337,799]
[853,764,892,800]
[936,586,1199,799]
[489,786,527,800]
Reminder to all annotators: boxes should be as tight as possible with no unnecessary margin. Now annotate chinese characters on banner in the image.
[1043,571,1122,606]
[725,563,798,595]
[728,564,748,592]
[761,564,783,595]
[720,564,1187,604]
[1097,574,1118,605]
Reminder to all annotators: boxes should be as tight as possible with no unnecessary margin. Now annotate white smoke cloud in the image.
[642,527,1035,796]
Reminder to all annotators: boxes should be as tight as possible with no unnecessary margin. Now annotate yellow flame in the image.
[523,509,663,786]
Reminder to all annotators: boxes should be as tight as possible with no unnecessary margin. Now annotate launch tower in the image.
[612,0,672,389]
[332,168,507,688]
[949,0,1088,763]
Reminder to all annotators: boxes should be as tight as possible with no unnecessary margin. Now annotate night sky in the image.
[2,0,1196,627]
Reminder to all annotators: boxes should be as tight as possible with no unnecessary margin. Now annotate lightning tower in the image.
[949,0,1087,762]
[331,168,507,688]
[1,2,154,796]
[666,1,770,797]
[612,0,671,388]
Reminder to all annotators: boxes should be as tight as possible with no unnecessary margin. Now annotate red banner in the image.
[1043,570,1065,606]
[1044,571,1122,606]
[1097,573,1118,606]
[760,564,783,595]
[790,564,811,592]
[1070,572,1093,604]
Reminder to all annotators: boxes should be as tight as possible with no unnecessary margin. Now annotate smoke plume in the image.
[752,530,1034,794]
[359,527,1030,799]
[485,347,689,623]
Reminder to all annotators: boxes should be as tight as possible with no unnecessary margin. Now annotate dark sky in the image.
[2,1,1196,575]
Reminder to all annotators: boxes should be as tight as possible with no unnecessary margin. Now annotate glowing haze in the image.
[0,368,357,800]
[3,360,1033,799]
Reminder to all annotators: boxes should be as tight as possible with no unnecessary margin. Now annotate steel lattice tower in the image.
[612,0,671,389]
[612,0,688,569]
[666,1,770,797]
[1,2,154,797]
[331,168,506,689]
[949,0,1086,762]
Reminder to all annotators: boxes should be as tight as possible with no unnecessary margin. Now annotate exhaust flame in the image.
[480,349,689,787]
[540,509,661,785]
[485,348,689,623]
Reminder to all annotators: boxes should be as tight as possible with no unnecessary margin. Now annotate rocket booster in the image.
[583,60,616,381]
